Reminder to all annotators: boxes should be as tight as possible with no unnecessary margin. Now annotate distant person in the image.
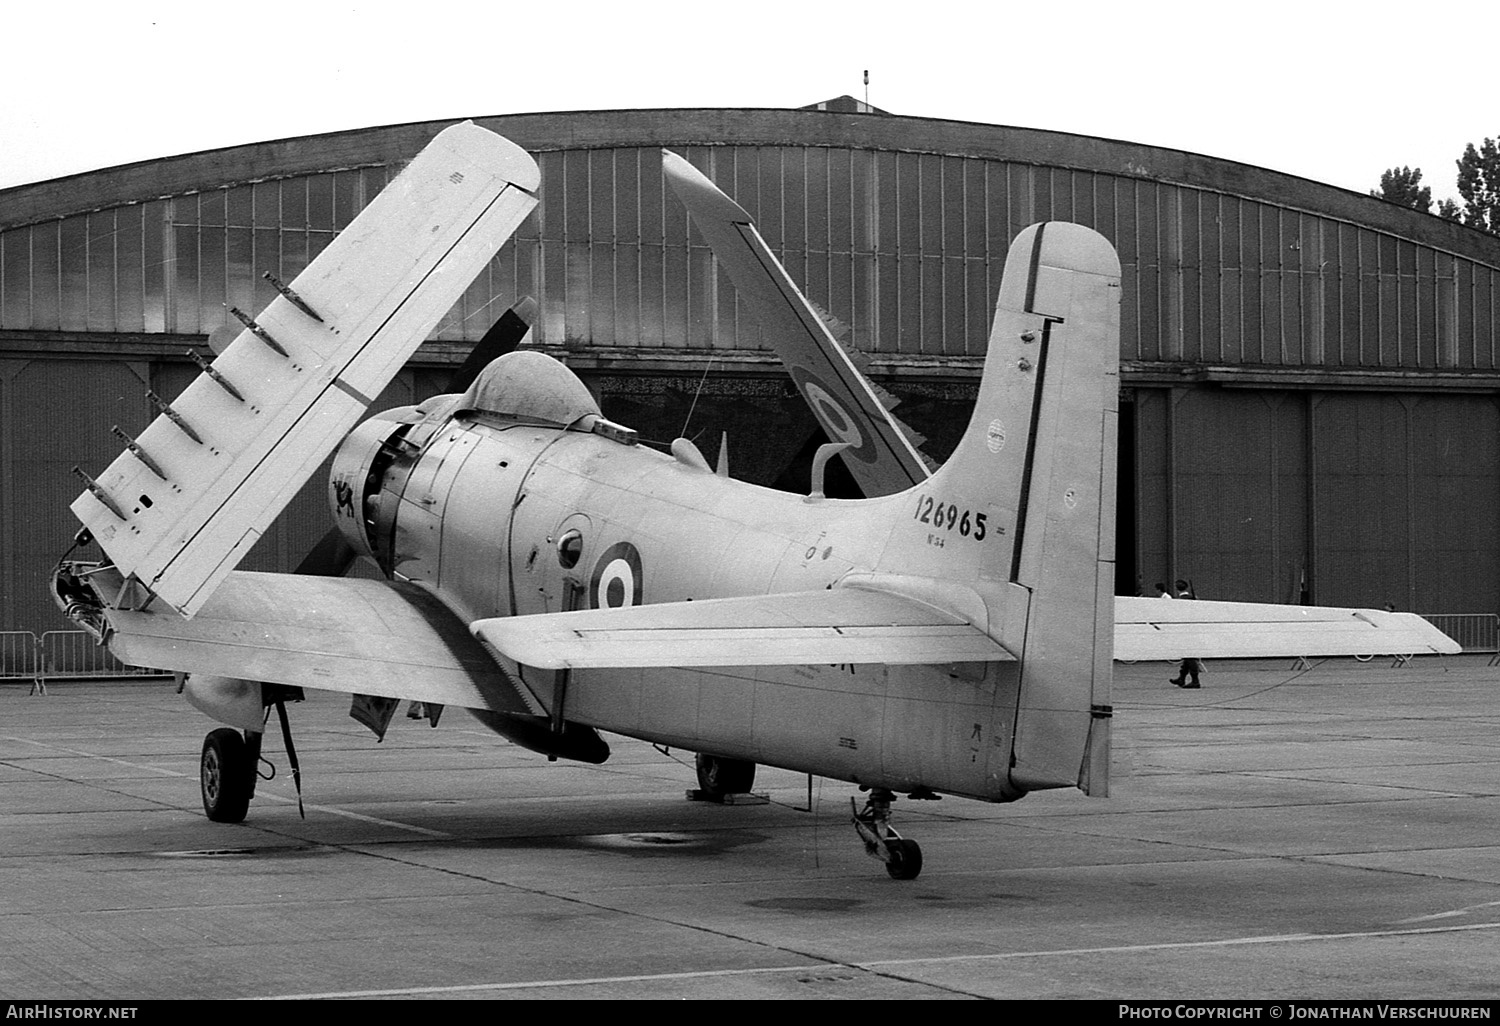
[1156,582,1172,599]
[1171,658,1203,689]
[1170,579,1202,688]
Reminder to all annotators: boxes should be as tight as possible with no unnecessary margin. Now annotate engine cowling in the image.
[327,406,426,571]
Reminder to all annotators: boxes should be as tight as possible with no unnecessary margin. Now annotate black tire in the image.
[884,838,923,880]
[201,728,253,823]
[694,753,756,797]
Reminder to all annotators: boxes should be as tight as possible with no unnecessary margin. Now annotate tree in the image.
[1456,138,1500,233]
[1372,166,1432,212]
[1371,165,1462,224]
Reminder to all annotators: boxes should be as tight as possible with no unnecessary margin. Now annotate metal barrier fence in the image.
[0,631,37,679]
[39,630,166,678]
[1,630,169,689]
[1419,613,1499,653]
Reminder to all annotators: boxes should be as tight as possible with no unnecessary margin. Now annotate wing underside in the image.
[1114,596,1459,660]
[101,571,541,715]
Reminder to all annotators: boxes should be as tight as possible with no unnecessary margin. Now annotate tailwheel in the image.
[852,788,924,880]
[694,753,756,800]
[200,727,256,823]
[883,837,923,880]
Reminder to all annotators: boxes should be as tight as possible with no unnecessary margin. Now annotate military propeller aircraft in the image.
[53,122,1457,880]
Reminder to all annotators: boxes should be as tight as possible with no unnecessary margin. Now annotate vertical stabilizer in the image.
[919,222,1120,795]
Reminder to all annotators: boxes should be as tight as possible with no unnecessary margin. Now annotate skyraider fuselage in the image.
[331,375,1031,804]
[303,210,1126,814]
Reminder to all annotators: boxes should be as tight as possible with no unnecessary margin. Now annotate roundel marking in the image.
[789,367,877,466]
[804,382,860,446]
[590,541,643,610]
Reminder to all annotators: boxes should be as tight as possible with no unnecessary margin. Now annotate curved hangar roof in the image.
[5,107,1500,386]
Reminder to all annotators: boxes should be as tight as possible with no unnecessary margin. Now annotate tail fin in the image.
[921,222,1120,795]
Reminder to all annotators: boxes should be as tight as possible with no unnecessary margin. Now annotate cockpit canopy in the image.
[455,350,601,426]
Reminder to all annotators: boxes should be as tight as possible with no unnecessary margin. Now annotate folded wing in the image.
[662,151,929,497]
[72,122,540,617]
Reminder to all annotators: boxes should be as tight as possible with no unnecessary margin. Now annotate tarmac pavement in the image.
[2,655,1498,1000]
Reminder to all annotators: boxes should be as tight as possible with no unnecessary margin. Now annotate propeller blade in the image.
[448,295,537,393]
[294,527,359,578]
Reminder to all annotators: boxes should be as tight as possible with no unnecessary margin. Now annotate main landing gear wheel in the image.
[201,728,255,823]
[852,788,924,880]
[694,753,756,799]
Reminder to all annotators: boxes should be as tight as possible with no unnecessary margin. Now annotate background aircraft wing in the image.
[72,122,540,617]
[102,571,541,715]
[662,150,929,497]
[472,588,1012,670]
[1114,596,1460,660]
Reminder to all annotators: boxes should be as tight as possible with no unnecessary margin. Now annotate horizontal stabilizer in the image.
[103,571,541,715]
[72,122,540,616]
[1114,596,1460,660]
[662,151,929,497]
[473,588,1013,671]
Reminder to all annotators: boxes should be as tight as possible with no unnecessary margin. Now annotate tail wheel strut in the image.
[852,789,924,880]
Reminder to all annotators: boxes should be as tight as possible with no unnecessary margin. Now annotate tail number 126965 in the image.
[913,494,987,541]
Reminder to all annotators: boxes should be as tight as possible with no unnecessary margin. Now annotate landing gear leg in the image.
[852,789,923,880]
[200,728,257,823]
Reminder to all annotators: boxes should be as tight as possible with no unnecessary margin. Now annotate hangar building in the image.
[4,102,1499,638]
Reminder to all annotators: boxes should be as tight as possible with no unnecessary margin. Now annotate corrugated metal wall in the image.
[0,352,465,637]
[8,144,1500,372]
[4,113,1500,637]
[1134,388,1500,610]
[1135,388,1310,603]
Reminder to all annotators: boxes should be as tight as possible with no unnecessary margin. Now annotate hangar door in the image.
[1133,387,1500,615]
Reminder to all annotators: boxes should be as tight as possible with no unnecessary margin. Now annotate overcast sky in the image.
[2,1,1491,207]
